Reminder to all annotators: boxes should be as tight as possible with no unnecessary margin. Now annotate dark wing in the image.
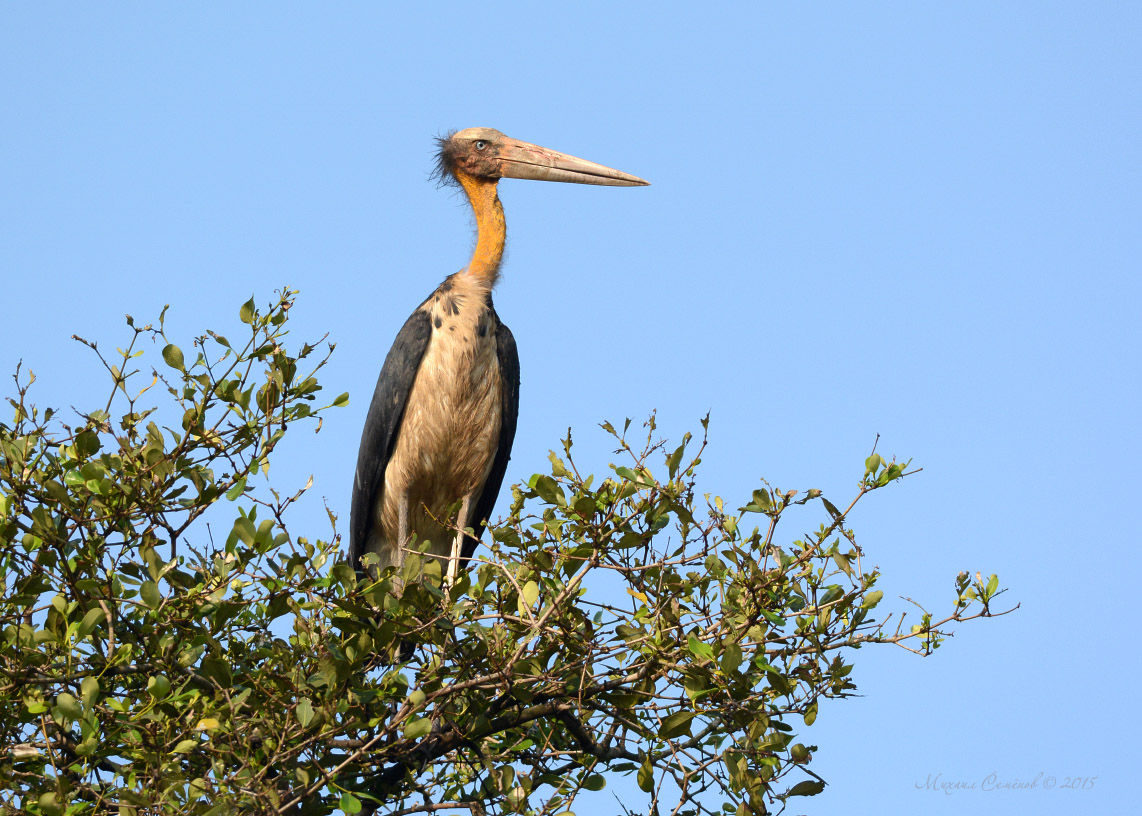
[349,309,433,569]
[462,316,520,561]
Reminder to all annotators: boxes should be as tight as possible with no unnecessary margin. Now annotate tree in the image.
[0,292,1012,815]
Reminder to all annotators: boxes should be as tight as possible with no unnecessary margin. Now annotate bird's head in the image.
[434,127,649,187]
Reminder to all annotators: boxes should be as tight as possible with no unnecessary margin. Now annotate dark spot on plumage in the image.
[477,318,488,338]
[484,293,495,309]
[436,295,459,317]
[434,316,442,329]
[449,326,455,332]
[440,277,454,292]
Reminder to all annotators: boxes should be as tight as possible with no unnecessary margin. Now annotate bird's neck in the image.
[456,171,505,286]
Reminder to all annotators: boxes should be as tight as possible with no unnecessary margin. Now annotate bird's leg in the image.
[446,494,474,589]
[396,491,411,571]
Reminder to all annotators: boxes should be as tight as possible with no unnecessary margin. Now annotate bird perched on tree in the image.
[350,127,648,588]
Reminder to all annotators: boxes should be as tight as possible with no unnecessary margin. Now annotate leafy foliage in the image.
[0,295,1013,815]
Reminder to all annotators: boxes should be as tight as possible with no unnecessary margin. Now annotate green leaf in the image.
[760,608,784,627]
[818,585,843,605]
[547,450,570,477]
[860,590,884,610]
[614,465,651,486]
[786,779,825,797]
[522,581,540,608]
[172,739,199,754]
[199,658,233,688]
[573,495,596,518]
[55,692,82,720]
[687,633,714,661]
[296,698,315,727]
[225,478,247,501]
[37,793,62,816]
[766,668,793,697]
[531,474,566,507]
[74,429,101,457]
[43,480,69,503]
[821,498,842,520]
[339,793,362,814]
[404,718,432,739]
[583,774,606,791]
[76,607,106,638]
[333,392,350,407]
[81,676,100,707]
[803,701,818,726]
[147,674,171,698]
[141,580,161,610]
[667,434,690,477]
[25,698,46,715]
[746,488,773,512]
[162,343,186,371]
[658,710,697,740]
[233,516,256,545]
[637,755,655,792]
[721,641,742,674]
[239,296,256,325]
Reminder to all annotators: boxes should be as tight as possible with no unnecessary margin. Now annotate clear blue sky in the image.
[2,3,1138,814]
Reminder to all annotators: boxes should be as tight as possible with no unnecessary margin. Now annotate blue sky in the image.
[2,3,1139,814]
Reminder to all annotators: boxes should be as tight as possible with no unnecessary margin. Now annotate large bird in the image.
[350,128,648,587]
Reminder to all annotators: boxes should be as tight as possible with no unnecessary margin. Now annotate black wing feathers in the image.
[349,309,432,569]
[463,317,520,561]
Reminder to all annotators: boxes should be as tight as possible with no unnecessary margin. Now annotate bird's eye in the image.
[474,140,489,151]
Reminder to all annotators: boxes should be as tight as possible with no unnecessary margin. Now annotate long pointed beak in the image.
[498,138,649,187]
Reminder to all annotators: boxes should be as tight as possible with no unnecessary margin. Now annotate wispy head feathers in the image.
[431,130,462,188]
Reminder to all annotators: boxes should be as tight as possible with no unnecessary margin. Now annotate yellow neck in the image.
[456,171,505,285]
